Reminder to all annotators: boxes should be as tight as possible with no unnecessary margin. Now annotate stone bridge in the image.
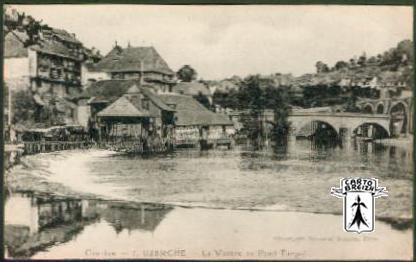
[287,111,391,138]
[357,96,413,135]
[229,109,392,138]
[238,110,392,138]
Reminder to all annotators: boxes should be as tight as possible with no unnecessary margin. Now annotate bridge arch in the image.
[352,122,390,139]
[294,119,339,139]
[389,101,408,136]
[376,102,385,114]
[363,103,375,114]
[287,112,391,140]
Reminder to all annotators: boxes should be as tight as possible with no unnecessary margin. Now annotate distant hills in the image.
[208,39,413,110]
[295,39,413,89]
[209,39,413,92]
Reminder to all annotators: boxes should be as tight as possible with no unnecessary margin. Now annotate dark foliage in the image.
[237,75,290,146]
[212,89,240,109]
[12,90,37,124]
[177,65,197,82]
[4,9,45,47]
[193,92,211,109]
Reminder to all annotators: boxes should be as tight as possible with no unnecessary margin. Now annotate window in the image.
[36,78,42,88]
[112,72,125,80]
[142,98,150,110]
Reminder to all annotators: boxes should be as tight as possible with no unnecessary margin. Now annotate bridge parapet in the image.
[288,112,391,138]
[289,111,389,119]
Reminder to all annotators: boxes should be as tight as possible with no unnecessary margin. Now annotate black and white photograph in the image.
[3,4,413,260]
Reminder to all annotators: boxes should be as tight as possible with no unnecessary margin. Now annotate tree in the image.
[396,39,413,65]
[376,54,383,63]
[344,96,360,113]
[264,86,290,146]
[349,58,357,68]
[367,56,377,64]
[212,89,239,109]
[4,8,43,47]
[177,65,197,82]
[193,92,211,109]
[334,60,348,71]
[11,89,37,125]
[315,61,329,73]
[237,76,267,146]
[237,75,290,148]
[357,53,367,67]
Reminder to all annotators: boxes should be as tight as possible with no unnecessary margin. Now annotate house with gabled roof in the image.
[158,93,234,146]
[75,79,234,147]
[95,83,175,142]
[84,44,176,93]
[4,26,87,126]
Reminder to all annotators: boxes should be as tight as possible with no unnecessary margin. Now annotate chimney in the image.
[140,60,144,85]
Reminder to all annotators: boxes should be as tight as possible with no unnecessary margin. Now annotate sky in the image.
[8,4,413,80]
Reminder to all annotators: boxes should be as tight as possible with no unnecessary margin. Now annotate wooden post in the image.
[7,85,12,132]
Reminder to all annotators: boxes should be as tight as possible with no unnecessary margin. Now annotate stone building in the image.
[4,27,86,125]
[96,84,175,141]
[83,44,176,93]
[75,79,234,146]
[158,93,234,146]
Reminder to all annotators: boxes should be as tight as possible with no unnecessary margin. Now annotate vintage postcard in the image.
[3,4,413,260]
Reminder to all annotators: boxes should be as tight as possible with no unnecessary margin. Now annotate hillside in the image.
[211,39,413,110]
[294,39,413,89]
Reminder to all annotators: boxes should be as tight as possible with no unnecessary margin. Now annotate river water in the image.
[4,139,413,259]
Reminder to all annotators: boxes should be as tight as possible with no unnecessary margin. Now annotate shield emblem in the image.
[344,192,373,233]
[331,178,387,234]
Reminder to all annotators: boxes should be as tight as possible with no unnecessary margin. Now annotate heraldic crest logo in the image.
[331,178,388,233]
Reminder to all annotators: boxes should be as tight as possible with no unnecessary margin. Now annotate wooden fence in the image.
[22,137,233,155]
[175,137,233,149]
[98,139,173,154]
[23,141,93,155]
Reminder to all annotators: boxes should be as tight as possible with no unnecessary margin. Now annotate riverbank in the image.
[4,149,118,200]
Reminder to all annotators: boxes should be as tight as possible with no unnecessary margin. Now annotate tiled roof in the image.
[4,29,81,60]
[31,40,81,60]
[172,81,211,96]
[94,46,174,75]
[159,94,233,126]
[80,80,174,112]
[139,86,175,112]
[48,28,81,44]
[97,96,150,117]
[4,30,29,58]
[79,79,140,102]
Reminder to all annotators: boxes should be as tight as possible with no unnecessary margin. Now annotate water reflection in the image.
[6,193,413,260]
[4,192,173,258]
[274,138,411,178]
